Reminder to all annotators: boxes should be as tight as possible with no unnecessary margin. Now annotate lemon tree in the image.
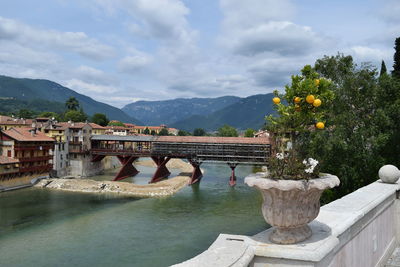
[266,65,335,179]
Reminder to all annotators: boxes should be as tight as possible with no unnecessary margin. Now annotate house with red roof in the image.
[0,127,54,180]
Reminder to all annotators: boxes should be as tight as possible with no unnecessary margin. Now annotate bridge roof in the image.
[91,135,155,142]
[155,136,271,145]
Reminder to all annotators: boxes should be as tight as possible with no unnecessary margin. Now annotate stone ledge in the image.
[172,234,255,267]
[174,179,400,266]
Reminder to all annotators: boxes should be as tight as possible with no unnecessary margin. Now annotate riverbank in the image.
[34,158,194,197]
[34,175,190,198]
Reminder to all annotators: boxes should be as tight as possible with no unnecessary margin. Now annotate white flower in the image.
[303,158,319,174]
[276,153,284,160]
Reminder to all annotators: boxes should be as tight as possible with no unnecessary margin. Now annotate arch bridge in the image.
[90,135,271,186]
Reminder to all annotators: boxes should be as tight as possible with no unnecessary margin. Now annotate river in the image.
[0,160,268,267]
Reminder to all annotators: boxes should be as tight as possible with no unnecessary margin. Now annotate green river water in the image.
[0,161,268,267]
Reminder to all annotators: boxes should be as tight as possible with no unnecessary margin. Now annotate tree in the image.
[158,128,169,136]
[143,127,150,135]
[91,113,109,126]
[393,37,400,78]
[193,128,206,136]
[306,54,393,203]
[178,130,191,136]
[38,111,61,121]
[64,110,87,122]
[150,130,156,135]
[65,97,80,111]
[17,109,36,119]
[217,125,238,137]
[380,60,387,77]
[244,128,255,137]
[108,120,125,127]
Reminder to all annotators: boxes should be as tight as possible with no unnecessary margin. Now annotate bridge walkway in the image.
[90,135,271,186]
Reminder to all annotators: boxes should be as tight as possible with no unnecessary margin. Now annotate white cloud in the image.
[65,79,118,94]
[350,46,393,65]
[219,0,295,29]
[225,21,325,56]
[0,16,114,60]
[118,54,152,73]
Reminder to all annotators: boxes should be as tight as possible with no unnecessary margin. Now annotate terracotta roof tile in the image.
[0,116,32,125]
[88,123,106,129]
[2,127,55,142]
[155,136,271,144]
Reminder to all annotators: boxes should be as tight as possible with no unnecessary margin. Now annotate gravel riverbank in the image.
[34,159,193,198]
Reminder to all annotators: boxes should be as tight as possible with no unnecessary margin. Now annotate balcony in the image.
[14,145,53,151]
[18,156,53,162]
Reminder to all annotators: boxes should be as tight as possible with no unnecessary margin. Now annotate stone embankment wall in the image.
[175,179,400,267]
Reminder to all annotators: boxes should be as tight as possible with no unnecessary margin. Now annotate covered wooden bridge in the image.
[90,135,271,186]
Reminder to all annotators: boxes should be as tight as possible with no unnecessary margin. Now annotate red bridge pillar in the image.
[150,156,171,183]
[188,159,203,185]
[113,155,139,181]
[228,163,239,186]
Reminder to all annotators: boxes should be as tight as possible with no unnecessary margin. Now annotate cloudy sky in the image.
[0,0,399,108]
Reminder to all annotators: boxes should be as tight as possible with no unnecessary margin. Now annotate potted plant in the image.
[245,65,340,244]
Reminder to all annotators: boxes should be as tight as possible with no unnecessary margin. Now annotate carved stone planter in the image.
[245,173,340,244]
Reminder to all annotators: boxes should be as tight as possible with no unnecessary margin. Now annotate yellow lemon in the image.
[315,79,320,86]
[306,95,315,104]
[313,99,322,107]
[316,122,325,129]
[294,97,301,103]
[272,97,280,104]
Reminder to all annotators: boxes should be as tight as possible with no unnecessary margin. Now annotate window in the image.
[7,150,11,157]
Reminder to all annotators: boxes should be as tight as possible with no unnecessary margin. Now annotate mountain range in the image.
[169,94,274,131]
[122,96,241,126]
[123,93,275,131]
[0,75,275,131]
[0,75,142,124]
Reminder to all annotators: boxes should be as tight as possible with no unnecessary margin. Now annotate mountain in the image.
[122,96,241,125]
[170,94,275,131]
[0,75,142,124]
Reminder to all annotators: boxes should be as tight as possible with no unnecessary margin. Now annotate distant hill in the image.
[122,96,241,125]
[0,98,65,114]
[170,94,275,131]
[0,75,142,124]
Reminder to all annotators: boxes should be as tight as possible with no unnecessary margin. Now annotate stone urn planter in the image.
[245,173,340,244]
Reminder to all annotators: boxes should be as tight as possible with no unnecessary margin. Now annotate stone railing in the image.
[174,166,400,267]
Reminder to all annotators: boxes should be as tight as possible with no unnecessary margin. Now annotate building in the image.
[0,127,54,179]
[105,125,129,136]
[129,124,178,135]
[89,123,106,135]
[60,122,102,177]
[0,115,32,130]
[41,121,69,177]
[254,130,270,138]
[0,155,19,181]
